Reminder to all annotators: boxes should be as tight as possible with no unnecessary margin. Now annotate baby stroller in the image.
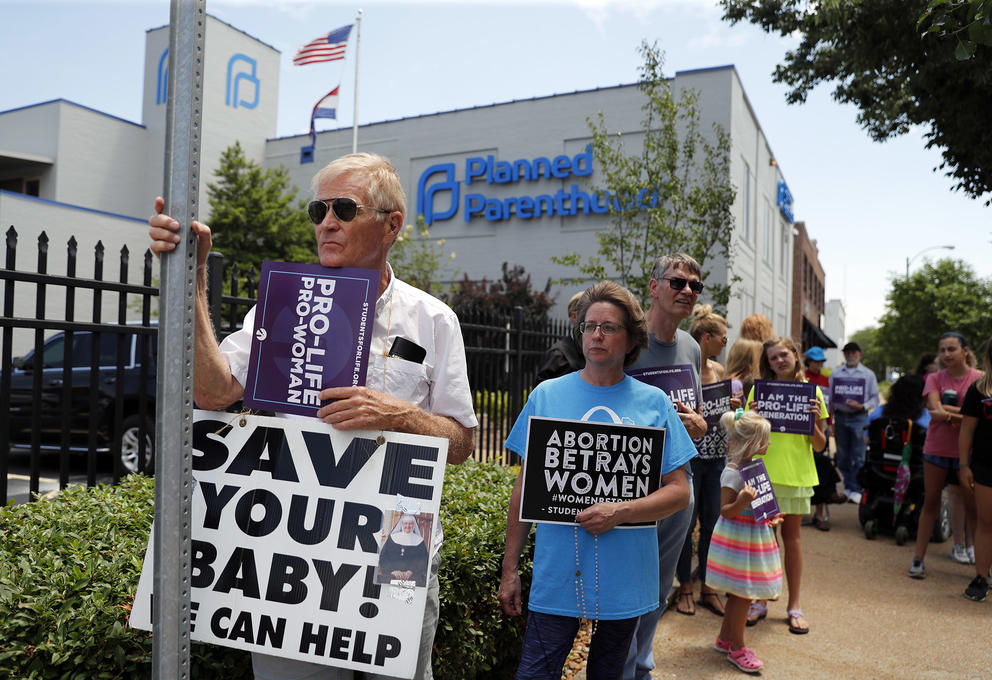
[857,417,949,545]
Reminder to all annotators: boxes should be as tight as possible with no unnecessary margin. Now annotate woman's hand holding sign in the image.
[576,502,621,535]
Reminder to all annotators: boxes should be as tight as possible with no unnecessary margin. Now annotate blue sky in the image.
[1,0,988,339]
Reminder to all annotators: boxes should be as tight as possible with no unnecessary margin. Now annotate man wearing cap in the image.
[829,342,880,504]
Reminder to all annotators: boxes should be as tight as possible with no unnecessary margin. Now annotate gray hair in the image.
[310,153,406,221]
[650,253,701,281]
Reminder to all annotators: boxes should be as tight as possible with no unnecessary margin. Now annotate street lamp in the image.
[906,244,955,278]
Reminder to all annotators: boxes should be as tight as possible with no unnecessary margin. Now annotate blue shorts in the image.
[923,454,961,485]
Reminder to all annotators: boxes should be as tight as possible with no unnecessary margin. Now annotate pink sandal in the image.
[728,646,764,674]
[714,635,732,653]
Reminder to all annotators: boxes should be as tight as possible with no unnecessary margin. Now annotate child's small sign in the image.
[739,458,779,523]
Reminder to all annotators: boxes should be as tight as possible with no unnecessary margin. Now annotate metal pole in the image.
[351,9,362,153]
[153,1,205,678]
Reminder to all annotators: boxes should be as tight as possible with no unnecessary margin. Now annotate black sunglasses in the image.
[307,197,392,224]
[661,276,704,294]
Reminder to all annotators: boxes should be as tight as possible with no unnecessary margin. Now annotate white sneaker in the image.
[846,490,863,504]
[908,557,926,579]
[951,544,971,564]
[968,545,976,564]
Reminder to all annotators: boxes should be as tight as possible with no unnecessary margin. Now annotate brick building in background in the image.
[791,221,835,352]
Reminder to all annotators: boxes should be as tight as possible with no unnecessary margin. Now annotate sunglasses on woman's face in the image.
[307,197,392,224]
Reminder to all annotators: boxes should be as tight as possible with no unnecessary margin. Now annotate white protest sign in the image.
[131,411,448,679]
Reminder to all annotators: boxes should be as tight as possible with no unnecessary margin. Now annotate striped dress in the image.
[705,464,783,600]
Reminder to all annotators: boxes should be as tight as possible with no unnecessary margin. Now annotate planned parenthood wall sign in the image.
[243,262,378,417]
[131,412,448,678]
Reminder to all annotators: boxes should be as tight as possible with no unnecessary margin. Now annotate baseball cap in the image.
[805,346,826,362]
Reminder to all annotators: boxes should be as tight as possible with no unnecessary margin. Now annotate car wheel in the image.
[864,519,877,540]
[118,415,154,474]
[931,489,952,543]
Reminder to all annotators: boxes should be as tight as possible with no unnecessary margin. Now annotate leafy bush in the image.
[0,464,533,680]
[436,462,533,680]
[450,262,556,321]
[0,475,250,679]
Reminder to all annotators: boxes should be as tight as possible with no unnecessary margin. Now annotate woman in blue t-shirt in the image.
[497,281,696,680]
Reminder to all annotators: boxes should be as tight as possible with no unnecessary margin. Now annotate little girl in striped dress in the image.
[705,409,783,674]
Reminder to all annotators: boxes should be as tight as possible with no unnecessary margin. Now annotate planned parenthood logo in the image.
[416,146,664,226]
[156,49,261,109]
[416,164,460,225]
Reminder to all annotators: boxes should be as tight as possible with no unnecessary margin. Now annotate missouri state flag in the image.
[293,25,352,65]
[309,86,340,146]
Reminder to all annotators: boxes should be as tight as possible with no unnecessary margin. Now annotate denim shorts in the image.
[923,454,961,485]
[923,454,960,470]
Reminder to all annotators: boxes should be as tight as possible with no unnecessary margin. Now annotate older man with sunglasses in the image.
[623,253,705,680]
[148,153,477,680]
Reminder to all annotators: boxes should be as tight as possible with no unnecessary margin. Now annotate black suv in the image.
[6,327,157,474]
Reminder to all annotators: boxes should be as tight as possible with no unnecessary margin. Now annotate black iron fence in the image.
[1,227,568,501]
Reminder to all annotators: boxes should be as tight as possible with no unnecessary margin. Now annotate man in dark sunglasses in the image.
[623,252,707,680]
[148,152,477,680]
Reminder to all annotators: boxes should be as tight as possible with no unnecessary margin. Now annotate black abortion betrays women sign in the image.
[519,417,666,528]
[131,412,448,679]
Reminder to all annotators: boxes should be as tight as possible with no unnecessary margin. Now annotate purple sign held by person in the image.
[832,377,866,405]
[700,380,733,427]
[243,261,378,417]
[627,364,698,411]
[752,380,817,435]
[694,380,733,457]
[739,458,779,523]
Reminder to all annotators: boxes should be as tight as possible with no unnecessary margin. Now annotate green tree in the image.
[552,41,737,312]
[875,258,992,372]
[389,216,458,297]
[721,0,992,202]
[206,142,315,274]
[919,0,992,60]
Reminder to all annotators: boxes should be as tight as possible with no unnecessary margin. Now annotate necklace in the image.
[574,526,599,635]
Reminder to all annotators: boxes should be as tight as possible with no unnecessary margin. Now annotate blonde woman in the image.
[673,305,730,616]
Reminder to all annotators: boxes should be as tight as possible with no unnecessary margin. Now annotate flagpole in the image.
[352,9,362,154]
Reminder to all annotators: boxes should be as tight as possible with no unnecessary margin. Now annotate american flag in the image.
[293,25,353,66]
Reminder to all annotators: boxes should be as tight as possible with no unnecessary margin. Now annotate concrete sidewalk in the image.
[576,501,987,679]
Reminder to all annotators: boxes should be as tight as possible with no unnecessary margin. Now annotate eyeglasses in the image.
[307,197,392,224]
[661,276,704,294]
[578,321,626,336]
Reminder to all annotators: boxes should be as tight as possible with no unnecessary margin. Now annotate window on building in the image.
[780,221,789,277]
[742,290,754,317]
[0,177,40,196]
[763,197,772,263]
[741,160,752,243]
